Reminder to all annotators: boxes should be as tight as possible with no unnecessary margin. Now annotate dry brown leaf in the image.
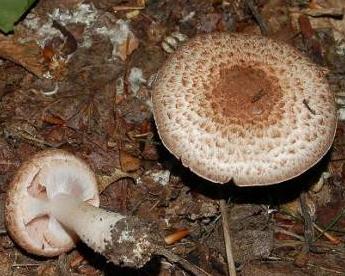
[0,35,48,77]
[97,168,135,192]
[120,150,141,172]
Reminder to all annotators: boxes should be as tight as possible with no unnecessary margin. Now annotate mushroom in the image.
[152,32,337,186]
[5,149,157,267]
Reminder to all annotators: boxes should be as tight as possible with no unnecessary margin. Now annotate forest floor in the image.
[0,0,345,275]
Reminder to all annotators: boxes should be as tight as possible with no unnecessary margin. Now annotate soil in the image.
[0,0,345,275]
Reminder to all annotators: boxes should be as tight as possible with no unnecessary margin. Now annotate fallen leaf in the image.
[120,150,141,172]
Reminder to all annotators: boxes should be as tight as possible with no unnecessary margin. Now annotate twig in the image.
[156,247,212,276]
[219,199,237,276]
[314,208,345,242]
[12,263,41,267]
[289,7,344,18]
[113,0,145,11]
[299,192,315,252]
[313,223,341,245]
[245,0,270,36]
[274,239,304,249]
[330,157,345,162]
[113,6,145,11]
[267,255,344,274]
[274,226,305,241]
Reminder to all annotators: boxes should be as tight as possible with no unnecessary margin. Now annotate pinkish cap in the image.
[5,149,99,256]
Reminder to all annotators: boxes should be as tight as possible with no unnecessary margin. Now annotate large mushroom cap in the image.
[152,33,337,186]
[5,149,99,256]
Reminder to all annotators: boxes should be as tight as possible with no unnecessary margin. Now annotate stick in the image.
[313,222,341,245]
[299,192,315,252]
[245,0,270,36]
[289,7,344,18]
[220,199,237,276]
[157,247,212,276]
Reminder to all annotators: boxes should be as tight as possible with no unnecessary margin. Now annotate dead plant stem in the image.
[299,192,315,252]
[245,0,270,36]
[157,247,212,276]
[220,199,237,276]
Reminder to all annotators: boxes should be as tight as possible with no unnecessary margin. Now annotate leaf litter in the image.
[0,0,345,275]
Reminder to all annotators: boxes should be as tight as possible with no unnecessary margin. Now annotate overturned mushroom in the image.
[5,150,158,267]
[152,33,337,186]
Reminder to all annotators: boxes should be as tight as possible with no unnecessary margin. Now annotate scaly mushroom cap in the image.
[5,149,99,256]
[152,33,337,186]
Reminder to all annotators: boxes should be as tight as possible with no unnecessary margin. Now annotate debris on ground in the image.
[0,0,345,275]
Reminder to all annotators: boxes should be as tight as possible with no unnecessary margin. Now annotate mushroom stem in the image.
[48,194,158,268]
[48,194,124,253]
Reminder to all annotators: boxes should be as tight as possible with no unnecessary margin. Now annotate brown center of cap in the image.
[207,65,282,125]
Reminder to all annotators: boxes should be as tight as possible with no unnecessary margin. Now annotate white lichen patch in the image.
[148,170,170,186]
[22,3,98,48]
[129,67,146,95]
[95,19,139,60]
[22,13,41,30]
[21,3,138,61]
[23,15,61,47]
[50,3,98,27]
